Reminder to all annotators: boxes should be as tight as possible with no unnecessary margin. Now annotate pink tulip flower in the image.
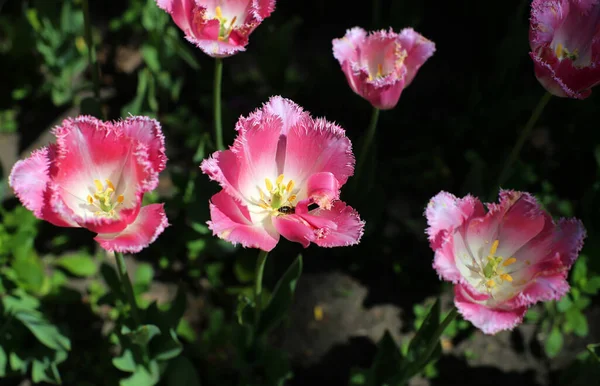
[9,116,169,253]
[201,96,364,251]
[332,27,435,110]
[425,190,585,334]
[157,0,276,58]
[530,0,600,98]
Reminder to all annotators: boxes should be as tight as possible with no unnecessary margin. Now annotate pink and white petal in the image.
[553,218,586,267]
[425,191,483,250]
[397,28,436,86]
[252,0,276,20]
[284,117,355,189]
[529,0,569,48]
[332,27,366,65]
[261,96,311,136]
[306,172,340,209]
[530,51,592,98]
[94,203,169,253]
[207,191,279,251]
[433,234,462,283]
[454,284,527,334]
[272,215,315,248]
[118,116,167,175]
[494,192,546,257]
[202,112,282,202]
[310,201,365,247]
[9,147,52,218]
[505,271,570,309]
[157,0,197,35]
[362,80,405,110]
[190,36,247,58]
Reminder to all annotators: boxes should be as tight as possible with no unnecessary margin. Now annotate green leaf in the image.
[262,347,293,386]
[141,45,160,73]
[565,308,588,337]
[256,254,303,336]
[31,358,62,384]
[587,343,600,362]
[120,361,160,386]
[545,326,564,358]
[113,349,136,372]
[54,253,98,277]
[150,328,182,361]
[582,276,600,295]
[100,262,125,301]
[12,252,45,293]
[123,324,161,347]
[365,331,402,386]
[134,263,154,291]
[406,299,441,364]
[349,368,367,385]
[166,356,201,386]
[15,310,71,351]
[557,296,573,312]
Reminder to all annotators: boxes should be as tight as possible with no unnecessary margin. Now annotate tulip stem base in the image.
[115,252,141,326]
[254,250,269,330]
[495,91,552,192]
[213,58,224,151]
[354,107,380,189]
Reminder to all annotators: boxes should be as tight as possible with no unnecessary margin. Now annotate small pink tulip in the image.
[9,116,169,253]
[157,0,276,58]
[201,96,365,251]
[425,190,586,334]
[530,0,600,98]
[332,27,435,110]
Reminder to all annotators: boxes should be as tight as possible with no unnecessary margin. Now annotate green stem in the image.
[354,107,380,188]
[114,252,141,326]
[82,0,101,100]
[416,307,458,370]
[213,58,224,150]
[254,250,269,330]
[495,91,552,190]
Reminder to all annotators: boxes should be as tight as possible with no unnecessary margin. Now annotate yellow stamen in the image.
[265,178,273,192]
[215,6,223,19]
[105,179,115,191]
[94,179,103,192]
[376,63,383,77]
[286,180,295,192]
[117,195,124,203]
[229,15,237,28]
[556,42,564,58]
[314,305,324,321]
[488,239,499,258]
[486,279,496,288]
[276,174,285,185]
[259,189,265,201]
[87,195,94,204]
[288,194,297,203]
[503,257,517,267]
[500,273,513,282]
[259,203,270,209]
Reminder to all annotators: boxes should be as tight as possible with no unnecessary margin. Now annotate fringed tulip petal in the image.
[208,190,279,251]
[157,0,276,58]
[10,115,168,253]
[95,204,169,253]
[201,96,363,250]
[530,0,600,98]
[425,189,586,334]
[332,27,435,109]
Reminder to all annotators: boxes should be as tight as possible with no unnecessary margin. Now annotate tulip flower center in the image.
[551,3,600,67]
[86,179,124,218]
[256,174,297,216]
[214,6,238,41]
[467,240,518,297]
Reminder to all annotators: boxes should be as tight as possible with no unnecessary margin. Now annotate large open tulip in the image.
[332,27,435,109]
[157,0,276,58]
[201,96,364,251]
[425,190,585,334]
[9,116,168,253]
[530,0,600,98]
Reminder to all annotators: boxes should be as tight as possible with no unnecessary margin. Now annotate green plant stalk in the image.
[115,252,141,326]
[254,250,269,330]
[213,58,224,150]
[495,91,552,190]
[395,306,459,385]
[82,0,101,100]
[354,107,380,188]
